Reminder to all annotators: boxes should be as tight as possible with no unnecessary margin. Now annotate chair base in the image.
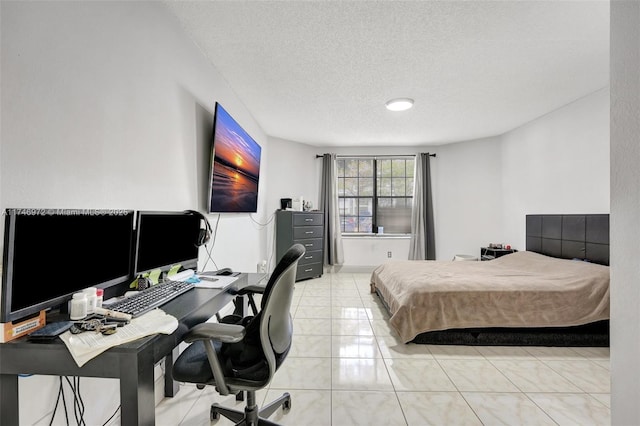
[210,391,291,426]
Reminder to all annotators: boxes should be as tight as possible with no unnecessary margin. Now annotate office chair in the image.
[215,281,266,323]
[172,244,305,425]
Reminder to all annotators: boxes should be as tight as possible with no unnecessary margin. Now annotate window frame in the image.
[337,155,415,235]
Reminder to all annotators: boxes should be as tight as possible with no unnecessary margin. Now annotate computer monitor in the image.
[1,209,135,323]
[133,211,201,276]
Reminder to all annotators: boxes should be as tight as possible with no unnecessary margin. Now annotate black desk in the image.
[0,273,266,425]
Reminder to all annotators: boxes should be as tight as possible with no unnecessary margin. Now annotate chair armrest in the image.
[239,284,266,294]
[183,322,245,344]
[228,284,266,296]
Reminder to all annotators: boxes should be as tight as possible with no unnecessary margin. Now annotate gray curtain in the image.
[320,153,344,265]
[408,153,436,260]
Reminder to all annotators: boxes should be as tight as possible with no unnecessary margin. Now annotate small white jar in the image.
[70,293,88,320]
[83,287,98,314]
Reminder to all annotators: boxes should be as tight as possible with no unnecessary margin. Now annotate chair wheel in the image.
[282,396,292,413]
[210,406,220,421]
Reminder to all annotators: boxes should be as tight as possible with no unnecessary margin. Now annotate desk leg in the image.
[0,374,19,426]
[164,347,180,397]
[120,351,155,425]
[232,295,248,317]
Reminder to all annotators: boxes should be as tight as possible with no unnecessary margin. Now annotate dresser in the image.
[276,210,324,281]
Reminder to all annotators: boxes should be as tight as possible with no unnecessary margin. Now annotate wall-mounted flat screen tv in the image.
[208,103,261,213]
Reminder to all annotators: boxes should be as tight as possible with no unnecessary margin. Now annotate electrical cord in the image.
[49,377,87,426]
[267,220,278,271]
[251,212,277,271]
[49,377,68,426]
[101,405,120,426]
[66,376,86,426]
[201,214,221,272]
[49,376,119,426]
[201,212,275,272]
[249,212,275,228]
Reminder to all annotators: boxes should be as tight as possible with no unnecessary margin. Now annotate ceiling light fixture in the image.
[385,98,414,111]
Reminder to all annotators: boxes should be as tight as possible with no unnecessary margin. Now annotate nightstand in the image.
[480,247,517,261]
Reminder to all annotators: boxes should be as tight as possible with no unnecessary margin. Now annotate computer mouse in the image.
[217,268,233,276]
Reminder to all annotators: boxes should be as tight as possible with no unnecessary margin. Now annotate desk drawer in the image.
[295,238,323,252]
[299,250,322,266]
[297,262,323,280]
[294,226,323,240]
[293,213,323,227]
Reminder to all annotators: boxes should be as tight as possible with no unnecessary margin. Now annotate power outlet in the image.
[387,251,392,258]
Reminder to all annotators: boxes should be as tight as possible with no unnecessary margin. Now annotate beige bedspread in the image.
[370,251,610,343]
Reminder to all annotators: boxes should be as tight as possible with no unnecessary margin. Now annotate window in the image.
[337,156,415,234]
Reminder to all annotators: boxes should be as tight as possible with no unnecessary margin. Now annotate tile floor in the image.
[155,272,611,426]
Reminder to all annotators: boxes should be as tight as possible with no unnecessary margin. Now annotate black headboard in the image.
[526,214,609,265]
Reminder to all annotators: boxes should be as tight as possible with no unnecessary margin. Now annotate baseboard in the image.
[331,265,378,274]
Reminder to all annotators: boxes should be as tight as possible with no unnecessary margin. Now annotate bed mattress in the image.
[370,251,610,343]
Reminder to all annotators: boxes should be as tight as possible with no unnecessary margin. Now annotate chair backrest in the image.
[257,244,305,380]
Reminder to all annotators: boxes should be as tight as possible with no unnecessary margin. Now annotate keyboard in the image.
[108,280,195,318]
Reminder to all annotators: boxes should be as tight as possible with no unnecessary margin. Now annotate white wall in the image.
[432,136,504,260]
[500,88,610,248]
[0,1,269,424]
[610,1,640,424]
[341,236,411,270]
[264,137,320,215]
[261,137,319,268]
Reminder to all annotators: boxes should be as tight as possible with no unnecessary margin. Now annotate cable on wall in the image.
[249,212,275,228]
[49,376,86,426]
[101,406,121,426]
[201,214,221,272]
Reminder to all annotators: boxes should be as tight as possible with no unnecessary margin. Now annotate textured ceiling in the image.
[165,1,609,147]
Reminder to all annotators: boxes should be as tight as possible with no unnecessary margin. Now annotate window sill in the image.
[341,233,411,239]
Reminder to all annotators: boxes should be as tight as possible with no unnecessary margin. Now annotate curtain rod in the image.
[316,153,436,158]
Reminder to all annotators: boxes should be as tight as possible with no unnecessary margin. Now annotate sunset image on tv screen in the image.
[209,104,261,213]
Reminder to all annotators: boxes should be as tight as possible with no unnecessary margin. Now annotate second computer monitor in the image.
[134,211,201,276]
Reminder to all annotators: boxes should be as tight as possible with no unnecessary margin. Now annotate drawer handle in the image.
[304,244,313,247]
[304,218,313,222]
[305,231,314,234]
[304,268,313,272]
[304,256,313,259]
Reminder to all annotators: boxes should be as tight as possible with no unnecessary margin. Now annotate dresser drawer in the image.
[299,250,322,266]
[297,262,323,280]
[293,213,323,227]
[295,238,323,252]
[293,226,323,240]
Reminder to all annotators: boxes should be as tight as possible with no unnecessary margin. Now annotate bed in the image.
[370,214,610,346]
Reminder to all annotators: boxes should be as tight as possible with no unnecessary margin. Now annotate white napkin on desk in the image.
[59,309,178,367]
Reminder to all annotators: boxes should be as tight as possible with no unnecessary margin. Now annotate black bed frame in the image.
[406,214,610,346]
[525,214,609,265]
